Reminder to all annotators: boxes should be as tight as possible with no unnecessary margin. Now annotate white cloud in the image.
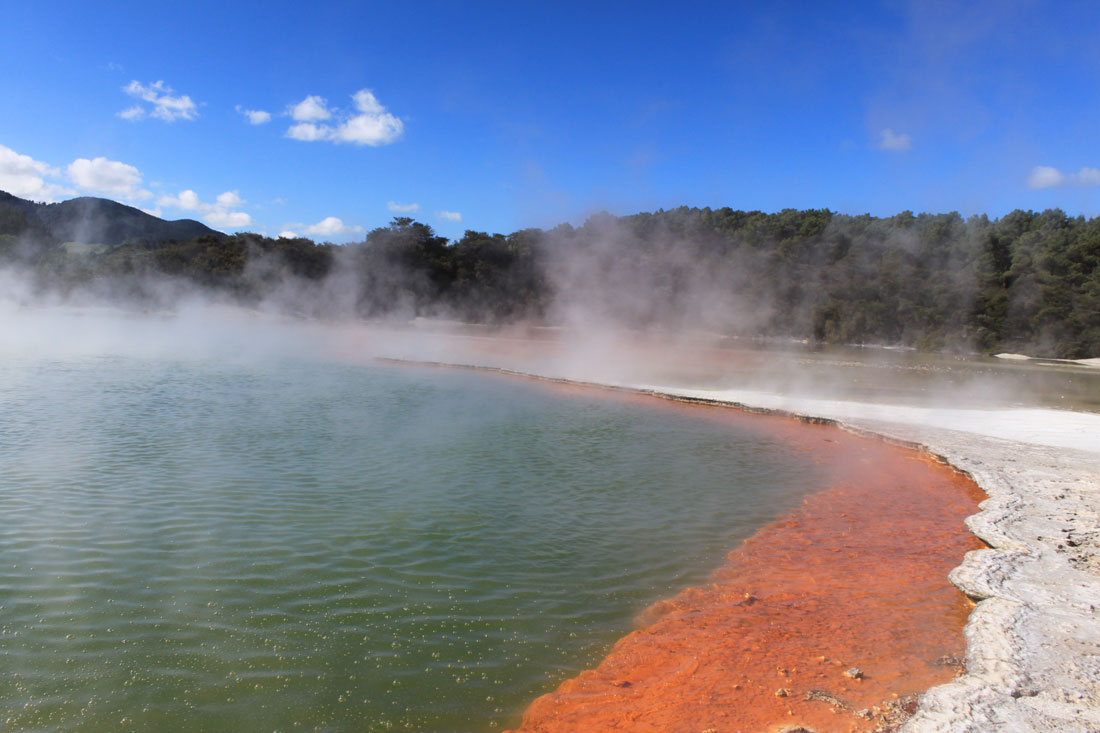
[387,200,420,213]
[302,216,364,238]
[141,206,163,218]
[284,89,403,146]
[121,80,198,122]
[216,190,244,209]
[334,90,403,145]
[204,210,253,228]
[157,189,203,211]
[67,157,150,199]
[1027,165,1064,189]
[875,128,912,152]
[0,144,72,202]
[157,188,252,229]
[286,122,329,141]
[0,145,157,203]
[236,106,271,125]
[278,230,298,239]
[288,95,332,122]
[1080,167,1100,186]
[1027,165,1100,190]
[436,210,462,222]
[117,105,145,121]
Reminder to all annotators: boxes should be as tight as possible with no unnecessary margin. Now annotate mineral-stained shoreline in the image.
[836,420,1100,732]
[385,354,1100,732]
[507,409,985,733]
[629,384,1100,732]
[600,387,1100,732]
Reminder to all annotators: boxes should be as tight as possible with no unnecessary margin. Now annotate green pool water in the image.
[0,353,821,731]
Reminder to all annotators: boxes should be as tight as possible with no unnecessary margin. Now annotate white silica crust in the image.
[890,433,1099,732]
[635,387,1100,733]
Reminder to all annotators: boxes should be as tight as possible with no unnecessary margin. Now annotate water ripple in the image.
[0,357,819,731]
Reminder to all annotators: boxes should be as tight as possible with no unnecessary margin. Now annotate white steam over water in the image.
[2,301,1096,454]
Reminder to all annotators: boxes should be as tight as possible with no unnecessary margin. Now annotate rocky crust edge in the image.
[855,423,1100,733]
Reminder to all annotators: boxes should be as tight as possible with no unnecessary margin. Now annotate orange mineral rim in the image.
[509,398,985,733]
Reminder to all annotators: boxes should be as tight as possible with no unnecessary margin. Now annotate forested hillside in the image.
[1,190,1097,358]
[0,191,219,252]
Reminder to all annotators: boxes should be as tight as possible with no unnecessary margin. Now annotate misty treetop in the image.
[1,189,1097,359]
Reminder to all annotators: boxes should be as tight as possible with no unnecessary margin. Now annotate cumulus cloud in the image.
[157,188,252,229]
[0,144,163,205]
[204,210,253,228]
[284,89,403,146]
[1027,165,1100,190]
[874,128,912,152]
[436,210,462,222]
[215,190,244,209]
[286,122,329,141]
[120,80,198,122]
[334,90,403,145]
[0,144,72,202]
[67,157,150,199]
[387,200,420,213]
[288,95,332,122]
[235,105,271,124]
[0,145,158,203]
[302,216,364,238]
[278,230,298,239]
[157,189,203,211]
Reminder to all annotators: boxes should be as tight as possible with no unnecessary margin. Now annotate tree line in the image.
[1,204,1097,358]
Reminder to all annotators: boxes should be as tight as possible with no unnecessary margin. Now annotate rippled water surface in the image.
[0,354,822,731]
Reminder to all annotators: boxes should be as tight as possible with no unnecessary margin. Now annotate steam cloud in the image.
[0,202,1096,398]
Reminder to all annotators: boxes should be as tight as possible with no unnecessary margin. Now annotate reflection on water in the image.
[0,356,822,731]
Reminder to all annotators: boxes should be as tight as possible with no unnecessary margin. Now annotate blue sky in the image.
[1,0,1098,242]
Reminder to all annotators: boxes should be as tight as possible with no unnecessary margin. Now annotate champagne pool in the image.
[0,353,831,731]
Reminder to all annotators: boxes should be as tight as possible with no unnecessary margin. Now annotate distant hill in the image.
[0,190,222,245]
